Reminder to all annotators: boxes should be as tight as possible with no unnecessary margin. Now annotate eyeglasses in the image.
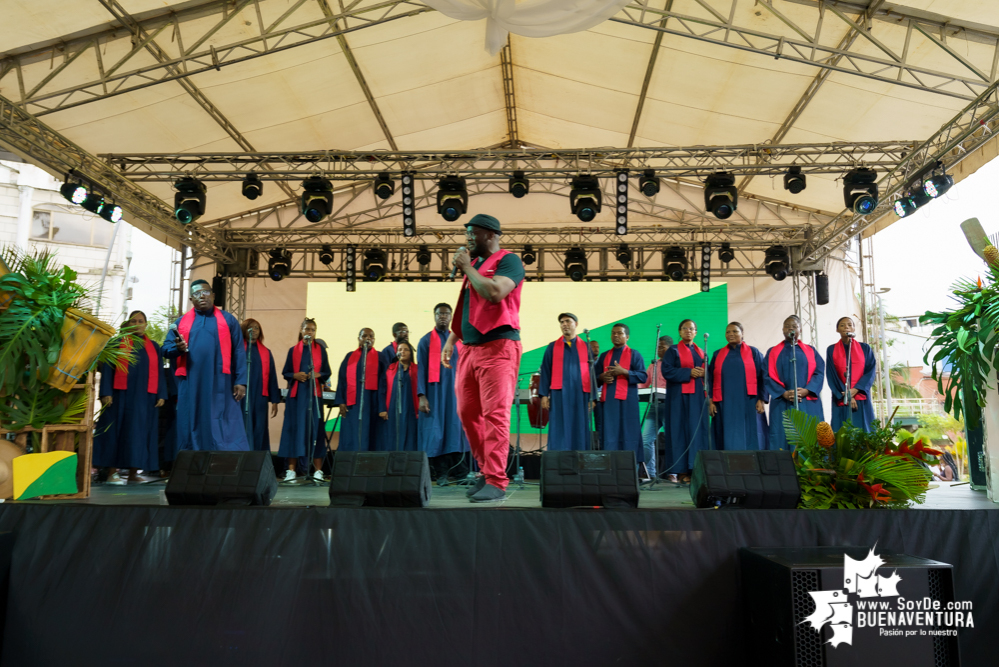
[191,289,211,299]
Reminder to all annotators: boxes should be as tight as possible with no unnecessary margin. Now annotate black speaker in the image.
[0,532,13,658]
[690,449,799,508]
[539,450,638,508]
[212,275,226,308]
[329,451,431,507]
[166,450,277,506]
[815,273,830,305]
[740,547,960,667]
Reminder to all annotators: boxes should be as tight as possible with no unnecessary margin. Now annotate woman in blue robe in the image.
[662,319,709,482]
[826,316,877,433]
[764,315,825,449]
[278,318,332,482]
[94,310,167,484]
[708,322,768,451]
[595,323,647,463]
[379,341,419,451]
[240,318,281,452]
[417,305,469,480]
[539,314,596,451]
[335,327,384,452]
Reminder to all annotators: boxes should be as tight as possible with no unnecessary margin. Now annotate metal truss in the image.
[612,0,999,102]
[100,141,912,181]
[0,94,231,262]
[791,271,819,348]
[801,80,999,262]
[500,36,519,146]
[225,274,248,323]
[1,0,432,117]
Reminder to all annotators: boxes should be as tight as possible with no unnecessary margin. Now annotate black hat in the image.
[465,214,501,234]
[557,313,578,323]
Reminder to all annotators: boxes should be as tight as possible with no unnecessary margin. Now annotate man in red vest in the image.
[443,214,525,503]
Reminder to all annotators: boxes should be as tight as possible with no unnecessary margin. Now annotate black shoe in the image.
[469,483,506,503]
[465,476,486,497]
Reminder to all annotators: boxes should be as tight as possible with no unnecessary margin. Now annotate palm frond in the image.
[783,409,819,449]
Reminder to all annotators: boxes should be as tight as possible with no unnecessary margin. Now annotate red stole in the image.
[345,347,380,406]
[551,337,591,393]
[244,340,271,397]
[428,329,461,383]
[711,343,756,402]
[601,346,632,402]
[386,362,419,416]
[114,335,159,394]
[833,339,866,405]
[767,341,818,401]
[450,249,523,342]
[676,342,704,395]
[175,307,231,378]
[289,341,321,398]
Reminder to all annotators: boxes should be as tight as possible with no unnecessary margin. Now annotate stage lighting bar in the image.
[509,170,529,198]
[415,245,432,266]
[615,243,632,266]
[783,166,806,194]
[60,181,87,205]
[98,202,123,223]
[570,175,601,222]
[81,191,104,214]
[437,176,468,222]
[400,172,416,237]
[268,248,291,281]
[374,172,395,200]
[704,172,737,220]
[924,167,954,199]
[764,245,789,281]
[522,244,537,266]
[718,242,735,264]
[242,173,263,200]
[301,176,333,223]
[843,168,878,214]
[564,247,587,281]
[614,170,628,235]
[174,177,206,224]
[699,243,711,293]
[664,246,687,281]
[319,244,334,266]
[345,245,357,292]
[639,169,659,198]
[363,248,387,281]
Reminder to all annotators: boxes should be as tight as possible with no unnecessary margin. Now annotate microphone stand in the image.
[638,324,661,484]
[790,332,800,412]
[844,337,853,424]
[244,331,254,441]
[702,333,712,451]
[581,329,595,451]
[358,343,368,451]
[304,337,316,482]
[395,363,403,452]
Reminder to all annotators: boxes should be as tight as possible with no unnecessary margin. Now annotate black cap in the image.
[465,214,501,234]
[557,313,578,323]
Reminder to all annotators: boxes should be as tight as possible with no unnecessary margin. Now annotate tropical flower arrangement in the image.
[784,409,939,509]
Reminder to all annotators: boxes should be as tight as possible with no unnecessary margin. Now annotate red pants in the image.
[455,338,522,490]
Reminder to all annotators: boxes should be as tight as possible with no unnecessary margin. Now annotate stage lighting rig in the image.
[242,174,263,200]
[60,178,87,205]
[268,248,292,281]
[664,246,687,281]
[570,175,601,222]
[924,167,954,199]
[704,172,737,220]
[301,176,333,223]
[363,248,387,281]
[345,245,357,292]
[319,244,334,266]
[81,191,104,214]
[699,244,711,293]
[98,202,123,223]
[374,172,395,200]
[615,244,632,266]
[639,169,659,198]
[400,172,416,236]
[174,177,206,224]
[783,166,806,194]
[564,247,587,281]
[843,168,878,214]
[437,176,468,222]
[613,170,629,235]
[522,244,537,266]
[416,245,432,266]
[718,242,735,264]
[764,245,789,281]
[509,171,529,198]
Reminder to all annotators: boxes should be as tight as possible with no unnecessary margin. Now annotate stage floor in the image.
[16,478,995,510]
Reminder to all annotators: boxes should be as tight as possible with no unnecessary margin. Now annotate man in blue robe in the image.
[662,319,709,481]
[589,339,604,448]
[417,303,469,481]
[538,313,596,451]
[162,280,249,451]
[381,322,409,367]
[596,323,647,463]
[764,315,825,449]
[826,316,877,432]
[334,327,384,451]
[707,323,768,451]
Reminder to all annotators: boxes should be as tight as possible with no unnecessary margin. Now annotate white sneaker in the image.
[313,469,324,482]
[107,472,126,486]
[282,469,297,482]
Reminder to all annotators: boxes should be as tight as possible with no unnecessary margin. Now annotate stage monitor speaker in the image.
[690,450,799,509]
[815,273,830,305]
[166,450,277,506]
[539,451,638,508]
[740,547,960,667]
[329,451,431,507]
[212,276,226,308]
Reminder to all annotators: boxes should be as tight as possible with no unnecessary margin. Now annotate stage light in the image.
[81,192,104,214]
[522,244,537,265]
[924,173,954,199]
[843,167,878,215]
[301,176,333,223]
[174,178,206,224]
[783,166,806,194]
[718,242,735,264]
[400,172,416,236]
[509,170,529,198]
[98,202,123,223]
[764,245,789,281]
[893,196,918,218]
[416,245,432,266]
[437,176,468,222]
[570,175,601,222]
[639,169,659,198]
[374,172,395,200]
[704,172,737,220]
[267,248,291,281]
[564,247,587,281]
[242,173,263,200]
[345,245,357,292]
[663,246,687,281]
[319,244,334,266]
[615,243,632,266]
[363,248,387,281]
[699,243,711,293]
[60,182,87,205]
[613,170,628,235]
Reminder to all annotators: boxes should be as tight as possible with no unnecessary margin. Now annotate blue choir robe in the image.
[538,337,596,451]
[378,363,419,451]
[709,344,768,451]
[159,362,179,463]
[278,344,331,465]
[826,341,877,433]
[416,328,469,457]
[596,347,647,462]
[662,343,709,473]
[94,339,168,470]
[764,341,825,449]
[162,308,249,451]
[334,349,384,452]
[242,342,281,452]
[380,341,400,367]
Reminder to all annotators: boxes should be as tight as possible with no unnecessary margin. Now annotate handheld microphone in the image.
[169,322,186,347]
[450,247,470,280]
[582,328,590,334]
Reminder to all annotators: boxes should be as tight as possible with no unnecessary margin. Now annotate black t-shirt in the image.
[461,253,525,345]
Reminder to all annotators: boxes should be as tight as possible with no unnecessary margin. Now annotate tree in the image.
[145,304,180,345]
